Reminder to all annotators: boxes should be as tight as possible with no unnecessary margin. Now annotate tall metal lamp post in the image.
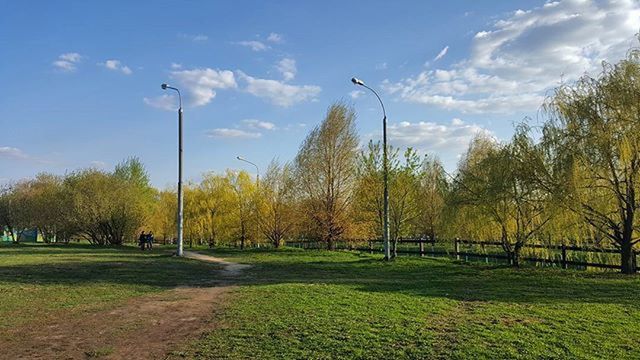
[351,77,391,260]
[236,156,261,248]
[161,83,184,257]
[236,156,260,187]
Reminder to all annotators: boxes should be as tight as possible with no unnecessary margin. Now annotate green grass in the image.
[181,247,640,360]
[0,243,223,329]
[2,244,640,359]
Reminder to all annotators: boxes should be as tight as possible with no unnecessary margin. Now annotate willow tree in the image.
[414,155,448,241]
[260,160,297,248]
[228,170,258,250]
[295,102,359,249]
[542,47,640,273]
[454,130,552,266]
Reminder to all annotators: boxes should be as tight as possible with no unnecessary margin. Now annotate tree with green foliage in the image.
[454,130,552,266]
[295,102,359,249]
[542,47,640,273]
[414,155,448,241]
[260,160,297,248]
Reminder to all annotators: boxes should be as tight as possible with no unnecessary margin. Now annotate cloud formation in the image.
[52,52,82,72]
[385,0,640,114]
[143,94,177,111]
[276,58,296,81]
[386,118,493,154]
[267,32,284,43]
[206,128,262,139]
[0,146,28,160]
[237,40,269,51]
[237,71,321,107]
[433,46,449,62]
[171,68,237,106]
[100,59,132,75]
[242,119,276,130]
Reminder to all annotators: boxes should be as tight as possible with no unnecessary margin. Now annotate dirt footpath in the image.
[0,252,249,360]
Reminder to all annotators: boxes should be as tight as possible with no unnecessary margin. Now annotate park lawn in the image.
[0,243,223,330]
[180,247,640,360]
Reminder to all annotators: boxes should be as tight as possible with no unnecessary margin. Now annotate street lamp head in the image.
[161,83,168,90]
[351,77,365,86]
[237,156,245,161]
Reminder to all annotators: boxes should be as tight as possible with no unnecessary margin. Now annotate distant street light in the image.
[351,77,391,261]
[161,83,184,257]
[236,156,261,248]
[236,156,260,187]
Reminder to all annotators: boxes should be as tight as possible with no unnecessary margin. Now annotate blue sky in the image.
[1,0,639,187]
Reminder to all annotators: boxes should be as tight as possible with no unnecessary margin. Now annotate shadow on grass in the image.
[202,247,640,306]
[1,244,639,306]
[0,244,224,289]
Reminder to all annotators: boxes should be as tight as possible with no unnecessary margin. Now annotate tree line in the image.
[2,45,639,273]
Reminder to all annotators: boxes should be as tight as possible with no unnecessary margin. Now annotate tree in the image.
[414,155,448,241]
[454,130,552,266]
[147,189,177,242]
[0,183,21,242]
[542,47,640,273]
[23,174,68,243]
[295,102,359,249]
[64,159,152,245]
[260,160,297,248]
[228,170,258,249]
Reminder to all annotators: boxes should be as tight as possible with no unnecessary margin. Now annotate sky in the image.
[1,0,639,187]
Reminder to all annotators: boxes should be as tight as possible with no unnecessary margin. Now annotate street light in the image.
[236,156,261,250]
[236,156,260,187]
[161,83,184,257]
[351,77,391,261]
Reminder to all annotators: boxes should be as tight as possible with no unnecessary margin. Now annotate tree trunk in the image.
[620,241,636,274]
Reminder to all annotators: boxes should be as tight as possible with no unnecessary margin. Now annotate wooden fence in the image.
[286,238,637,272]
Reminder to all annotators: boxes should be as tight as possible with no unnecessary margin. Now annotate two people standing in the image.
[138,231,154,250]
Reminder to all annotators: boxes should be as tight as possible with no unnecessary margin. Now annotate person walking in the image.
[138,231,147,251]
[147,231,154,250]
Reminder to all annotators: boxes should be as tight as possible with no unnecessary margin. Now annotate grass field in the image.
[184,247,640,360]
[2,244,640,359]
[0,243,223,329]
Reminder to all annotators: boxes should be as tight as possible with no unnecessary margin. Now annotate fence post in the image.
[369,240,373,254]
[455,238,460,261]
[419,237,425,257]
[633,250,638,273]
[561,243,568,269]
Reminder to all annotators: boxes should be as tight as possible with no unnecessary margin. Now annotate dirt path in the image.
[0,252,250,360]
[183,251,252,276]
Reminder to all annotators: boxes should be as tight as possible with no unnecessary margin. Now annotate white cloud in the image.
[143,94,177,111]
[170,68,237,106]
[171,63,182,69]
[349,90,365,99]
[192,34,208,42]
[385,0,640,114]
[376,62,388,70]
[100,59,132,75]
[237,71,321,107]
[267,32,284,43]
[90,160,107,169]
[276,58,296,81]
[237,40,269,51]
[180,33,208,42]
[385,119,494,155]
[433,46,449,62]
[52,52,82,72]
[242,119,276,130]
[0,146,28,160]
[206,128,262,139]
